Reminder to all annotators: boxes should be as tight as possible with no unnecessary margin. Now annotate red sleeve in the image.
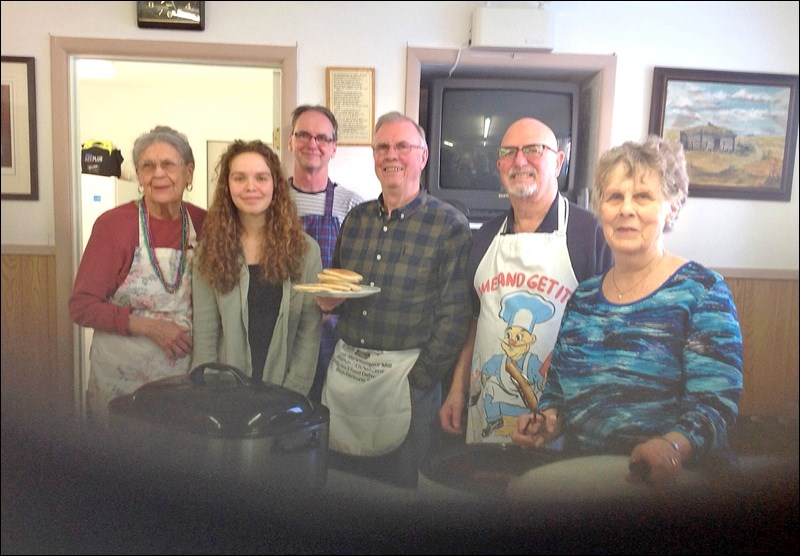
[68,202,139,335]
[186,203,207,239]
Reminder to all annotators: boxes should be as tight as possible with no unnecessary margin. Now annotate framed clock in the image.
[136,1,205,30]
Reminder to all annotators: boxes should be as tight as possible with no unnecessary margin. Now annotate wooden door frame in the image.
[50,36,297,416]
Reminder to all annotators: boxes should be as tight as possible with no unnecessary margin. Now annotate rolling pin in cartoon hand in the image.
[505,359,545,421]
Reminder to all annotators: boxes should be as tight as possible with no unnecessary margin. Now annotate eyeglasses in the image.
[497,144,557,160]
[372,142,425,156]
[137,159,184,174]
[293,131,335,145]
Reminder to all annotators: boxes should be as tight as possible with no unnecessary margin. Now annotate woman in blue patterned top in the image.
[512,136,743,485]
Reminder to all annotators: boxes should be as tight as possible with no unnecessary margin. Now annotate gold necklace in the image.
[611,254,665,300]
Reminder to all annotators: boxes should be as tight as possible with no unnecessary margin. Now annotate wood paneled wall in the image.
[1,254,66,413]
[1,253,798,421]
[727,277,799,419]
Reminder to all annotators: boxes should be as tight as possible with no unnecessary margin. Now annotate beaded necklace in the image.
[139,200,188,294]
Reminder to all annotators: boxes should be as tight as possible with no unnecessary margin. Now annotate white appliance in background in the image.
[79,174,140,244]
[78,174,140,396]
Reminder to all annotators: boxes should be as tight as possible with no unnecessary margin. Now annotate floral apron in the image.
[87,202,197,425]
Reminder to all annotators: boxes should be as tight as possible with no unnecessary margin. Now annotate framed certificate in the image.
[326,67,375,146]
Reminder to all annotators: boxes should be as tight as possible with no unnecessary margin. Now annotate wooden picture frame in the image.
[1,56,38,201]
[649,66,799,201]
[326,67,375,146]
[136,1,205,31]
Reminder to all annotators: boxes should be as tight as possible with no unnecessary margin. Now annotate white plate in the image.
[293,285,381,299]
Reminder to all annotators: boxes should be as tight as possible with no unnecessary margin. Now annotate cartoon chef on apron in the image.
[475,291,555,437]
[466,195,578,444]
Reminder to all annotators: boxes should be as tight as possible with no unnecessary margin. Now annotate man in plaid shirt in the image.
[317,111,472,488]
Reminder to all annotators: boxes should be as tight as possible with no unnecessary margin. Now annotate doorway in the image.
[51,36,297,416]
[75,58,279,403]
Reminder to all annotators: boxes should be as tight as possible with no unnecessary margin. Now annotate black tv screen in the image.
[425,78,579,224]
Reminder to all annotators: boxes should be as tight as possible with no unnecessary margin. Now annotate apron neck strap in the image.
[324,179,336,217]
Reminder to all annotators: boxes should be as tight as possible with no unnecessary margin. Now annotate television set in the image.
[424,77,580,225]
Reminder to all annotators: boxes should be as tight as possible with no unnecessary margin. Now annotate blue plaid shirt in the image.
[333,189,472,389]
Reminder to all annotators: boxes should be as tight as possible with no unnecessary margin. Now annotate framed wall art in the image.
[326,67,375,146]
[136,1,205,30]
[1,56,39,201]
[650,67,798,201]
[649,66,799,201]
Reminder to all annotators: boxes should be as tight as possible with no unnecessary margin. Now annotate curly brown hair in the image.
[197,139,306,292]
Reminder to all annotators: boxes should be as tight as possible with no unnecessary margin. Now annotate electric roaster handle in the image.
[273,430,323,455]
[189,362,253,386]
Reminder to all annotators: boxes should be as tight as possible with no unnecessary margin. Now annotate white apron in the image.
[466,195,579,444]
[322,339,421,456]
[87,203,197,425]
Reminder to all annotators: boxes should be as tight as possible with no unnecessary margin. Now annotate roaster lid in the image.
[109,363,327,438]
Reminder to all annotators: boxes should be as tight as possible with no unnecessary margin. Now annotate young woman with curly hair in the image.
[191,140,322,395]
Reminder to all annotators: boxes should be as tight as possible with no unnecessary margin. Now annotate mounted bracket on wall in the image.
[470,5,554,52]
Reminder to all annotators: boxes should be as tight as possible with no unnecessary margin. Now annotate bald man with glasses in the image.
[439,117,613,449]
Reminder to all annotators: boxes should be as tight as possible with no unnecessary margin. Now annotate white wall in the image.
[78,61,276,209]
[1,1,798,271]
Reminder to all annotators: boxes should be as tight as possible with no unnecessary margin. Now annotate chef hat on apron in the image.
[499,292,556,333]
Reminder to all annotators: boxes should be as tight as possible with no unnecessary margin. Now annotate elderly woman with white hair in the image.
[512,136,743,487]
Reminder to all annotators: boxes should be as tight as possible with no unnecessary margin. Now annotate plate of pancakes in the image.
[293,268,381,298]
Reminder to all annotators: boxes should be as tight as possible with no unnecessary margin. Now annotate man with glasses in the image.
[439,117,613,446]
[288,105,363,403]
[316,112,472,488]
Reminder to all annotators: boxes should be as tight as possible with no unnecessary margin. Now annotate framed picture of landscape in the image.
[649,67,798,201]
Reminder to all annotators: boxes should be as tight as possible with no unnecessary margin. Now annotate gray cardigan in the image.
[191,233,322,395]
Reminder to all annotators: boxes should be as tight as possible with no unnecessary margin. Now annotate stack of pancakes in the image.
[294,268,363,293]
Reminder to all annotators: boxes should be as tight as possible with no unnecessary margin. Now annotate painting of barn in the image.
[650,67,798,200]
[680,122,737,152]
